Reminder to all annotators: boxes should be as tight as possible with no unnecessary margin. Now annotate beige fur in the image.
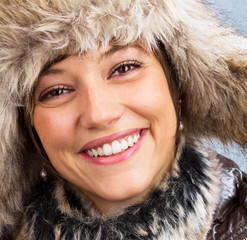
[0,0,246,237]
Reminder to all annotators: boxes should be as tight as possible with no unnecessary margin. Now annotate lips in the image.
[86,132,141,157]
[78,129,148,165]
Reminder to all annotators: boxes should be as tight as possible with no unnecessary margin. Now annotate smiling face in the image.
[33,44,177,214]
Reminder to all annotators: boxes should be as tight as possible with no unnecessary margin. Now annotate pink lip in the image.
[78,129,148,165]
[79,128,143,152]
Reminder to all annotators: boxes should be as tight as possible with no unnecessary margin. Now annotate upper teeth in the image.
[86,133,140,157]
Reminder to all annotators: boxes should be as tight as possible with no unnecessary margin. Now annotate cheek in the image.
[119,70,177,130]
[33,106,77,153]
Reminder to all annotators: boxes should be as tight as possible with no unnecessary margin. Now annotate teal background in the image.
[204,0,247,172]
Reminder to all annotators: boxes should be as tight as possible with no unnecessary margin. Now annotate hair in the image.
[153,42,183,147]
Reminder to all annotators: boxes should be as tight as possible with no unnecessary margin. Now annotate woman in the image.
[0,0,246,239]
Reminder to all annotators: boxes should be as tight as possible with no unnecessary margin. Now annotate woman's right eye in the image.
[38,85,74,102]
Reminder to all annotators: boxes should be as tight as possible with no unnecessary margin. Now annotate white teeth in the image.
[97,147,104,157]
[87,150,93,157]
[121,139,128,150]
[103,143,112,156]
[133,134,138,143]
[127,135,134,147]
[86,131,142,157]
[112,140,122,154]
[92,149,98,157]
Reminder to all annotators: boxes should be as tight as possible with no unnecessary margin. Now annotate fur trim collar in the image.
[17,146,221,240]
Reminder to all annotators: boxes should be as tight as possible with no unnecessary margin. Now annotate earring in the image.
[178,99,183,131]
[40,163,47,180]
[179,121,184,131]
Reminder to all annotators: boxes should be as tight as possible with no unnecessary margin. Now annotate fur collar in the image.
[17,146,221,240]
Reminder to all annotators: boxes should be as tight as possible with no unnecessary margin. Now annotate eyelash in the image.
[38,85,74,102]
[108,60,142,78]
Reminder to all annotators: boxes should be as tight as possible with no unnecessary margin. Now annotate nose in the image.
[79,84,125,129]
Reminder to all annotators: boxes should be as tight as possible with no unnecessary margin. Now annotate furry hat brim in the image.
[0,0,246,236]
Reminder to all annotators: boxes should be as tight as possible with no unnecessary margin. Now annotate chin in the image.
[91,174,154,203]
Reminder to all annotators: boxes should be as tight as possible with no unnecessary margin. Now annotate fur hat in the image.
[0,0,246,236]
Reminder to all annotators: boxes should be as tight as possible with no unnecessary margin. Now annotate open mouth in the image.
[83,130,142,158]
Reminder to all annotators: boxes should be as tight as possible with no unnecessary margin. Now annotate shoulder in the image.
[207,154,247,239]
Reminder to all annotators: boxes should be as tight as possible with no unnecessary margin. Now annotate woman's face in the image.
[33,43,177,213]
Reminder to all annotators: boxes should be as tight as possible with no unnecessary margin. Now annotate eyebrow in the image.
[40,68,65,78]
[99,44,149,60]
[39,55,68,78]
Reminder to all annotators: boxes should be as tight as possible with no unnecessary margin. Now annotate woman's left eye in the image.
[109,61,142,78]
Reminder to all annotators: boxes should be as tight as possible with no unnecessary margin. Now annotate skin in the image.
[33,44,177,214]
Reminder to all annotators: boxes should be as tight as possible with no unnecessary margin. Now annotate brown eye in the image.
[39,86,74,102]
[109,61,142,78]
[118,65,134,74]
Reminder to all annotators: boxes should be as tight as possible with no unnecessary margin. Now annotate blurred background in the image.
[203,0,247,172]
[208,0,247,34]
